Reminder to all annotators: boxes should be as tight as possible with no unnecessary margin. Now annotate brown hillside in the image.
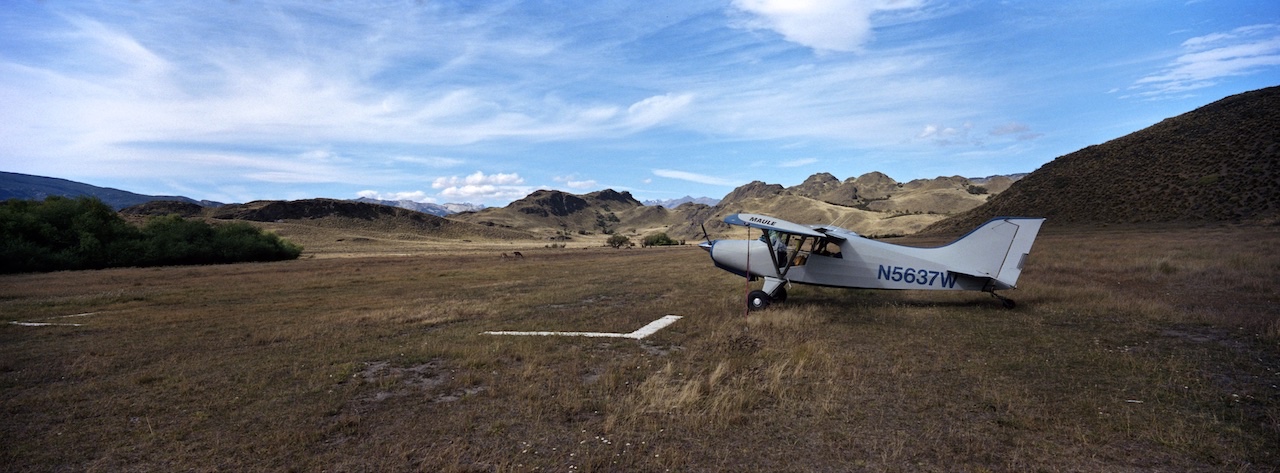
[452,189,667,238]
[207,198,533,240]
[671,192,945,240]
[786,172,841,199]
[119,200,206,218]
[924,86,1280,235]
[453,172,1024,241]
[719,181,785,206]
[680,172,1019,238]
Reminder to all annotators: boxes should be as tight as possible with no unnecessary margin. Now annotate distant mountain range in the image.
[0,171,221,210]
[351,197,484,217]
[642,196,721,208]
[0,171,489,215]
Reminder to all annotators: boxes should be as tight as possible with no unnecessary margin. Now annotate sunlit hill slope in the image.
[926,85,1280,235]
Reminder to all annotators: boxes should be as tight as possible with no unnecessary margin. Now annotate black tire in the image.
[772,286,787,303]
[747,290,771,311]
[1001,298,1016,310]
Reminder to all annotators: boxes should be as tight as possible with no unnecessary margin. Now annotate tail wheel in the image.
[747,290,771,311]
[989,291,1016,309]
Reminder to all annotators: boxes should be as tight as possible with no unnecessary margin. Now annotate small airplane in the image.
[700,213,1045,310]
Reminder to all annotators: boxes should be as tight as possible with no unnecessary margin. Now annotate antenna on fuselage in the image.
[829,212,853,230]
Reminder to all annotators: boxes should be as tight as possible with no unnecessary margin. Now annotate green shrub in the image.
[0,197,302,274]
[641,232,680,247]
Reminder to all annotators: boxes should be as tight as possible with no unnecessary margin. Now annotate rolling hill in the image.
[451,189,672,238]
[0,171,219,210]
[452,173,1024,241]
[924,85,1280,235]
[121,198,534,243]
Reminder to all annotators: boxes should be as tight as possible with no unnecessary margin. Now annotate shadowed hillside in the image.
[925,86,1280,235]
[0,171,219,210]
[201,198,534,241]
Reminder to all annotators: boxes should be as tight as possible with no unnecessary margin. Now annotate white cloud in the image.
[1132,24,1280,97]
[626,93,694,128]
[432,171,524,189]
[356,190,435,203]
[731,0,924,52]
[431,171,533,201]
[989,122,1043,142]
[391,156,465,168]
[916,122,979,146]
[988,123,1029,136]
[554,175,599,190]
[779,157,818,168]
[653,169,740,186]
[437,184,536,200]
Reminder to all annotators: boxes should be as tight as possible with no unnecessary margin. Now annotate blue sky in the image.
[2,1,1277,206]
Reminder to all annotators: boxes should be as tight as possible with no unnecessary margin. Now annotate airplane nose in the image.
[699,240,715,253]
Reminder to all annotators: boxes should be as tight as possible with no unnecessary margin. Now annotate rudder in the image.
[928,217,1045,288]
[992,218,1044,288]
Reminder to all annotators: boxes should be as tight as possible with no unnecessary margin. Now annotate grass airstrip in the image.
[2,224,1278,471]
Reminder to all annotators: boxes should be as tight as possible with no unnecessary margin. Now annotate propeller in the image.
[698,221,714,252]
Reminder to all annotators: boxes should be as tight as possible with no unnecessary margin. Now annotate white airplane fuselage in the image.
[703,215,1045,308]
[707,237,993,292]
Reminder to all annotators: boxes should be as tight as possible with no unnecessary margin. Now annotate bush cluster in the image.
[605,234,631,248]
[1,197,302,274]
[640,232,682,247]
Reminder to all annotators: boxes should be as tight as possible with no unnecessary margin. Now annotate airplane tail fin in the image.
[934,217,1045,289]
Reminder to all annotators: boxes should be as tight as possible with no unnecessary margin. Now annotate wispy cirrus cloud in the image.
[989,122,1043,141]
[653,169,740,187]
[625,93,695,129]
[0,1,1273,207]
[1131,24,1280,98]
[554,175,599,190]
[778,157,818,168]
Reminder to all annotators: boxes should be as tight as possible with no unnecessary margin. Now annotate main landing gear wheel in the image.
[747,290,771,311]
[772,286,787,303]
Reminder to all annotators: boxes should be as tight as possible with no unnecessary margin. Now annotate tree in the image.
[0,196,302,274]
[606,234,631,249]
[641,232,679,247]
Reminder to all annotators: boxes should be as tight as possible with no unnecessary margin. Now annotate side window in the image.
[811,239,843,259]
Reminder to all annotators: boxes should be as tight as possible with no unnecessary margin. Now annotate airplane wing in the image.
[723,213,826,238]
[811,226,851,242]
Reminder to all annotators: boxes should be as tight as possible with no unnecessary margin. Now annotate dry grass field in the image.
[2,224,1278,472]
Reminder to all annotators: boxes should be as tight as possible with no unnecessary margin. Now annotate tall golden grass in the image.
[1,226,1277,471]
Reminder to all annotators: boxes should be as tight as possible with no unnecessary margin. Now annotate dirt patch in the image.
[350,359,485,408]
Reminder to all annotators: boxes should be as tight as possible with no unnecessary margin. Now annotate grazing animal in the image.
[512,251,524,259]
